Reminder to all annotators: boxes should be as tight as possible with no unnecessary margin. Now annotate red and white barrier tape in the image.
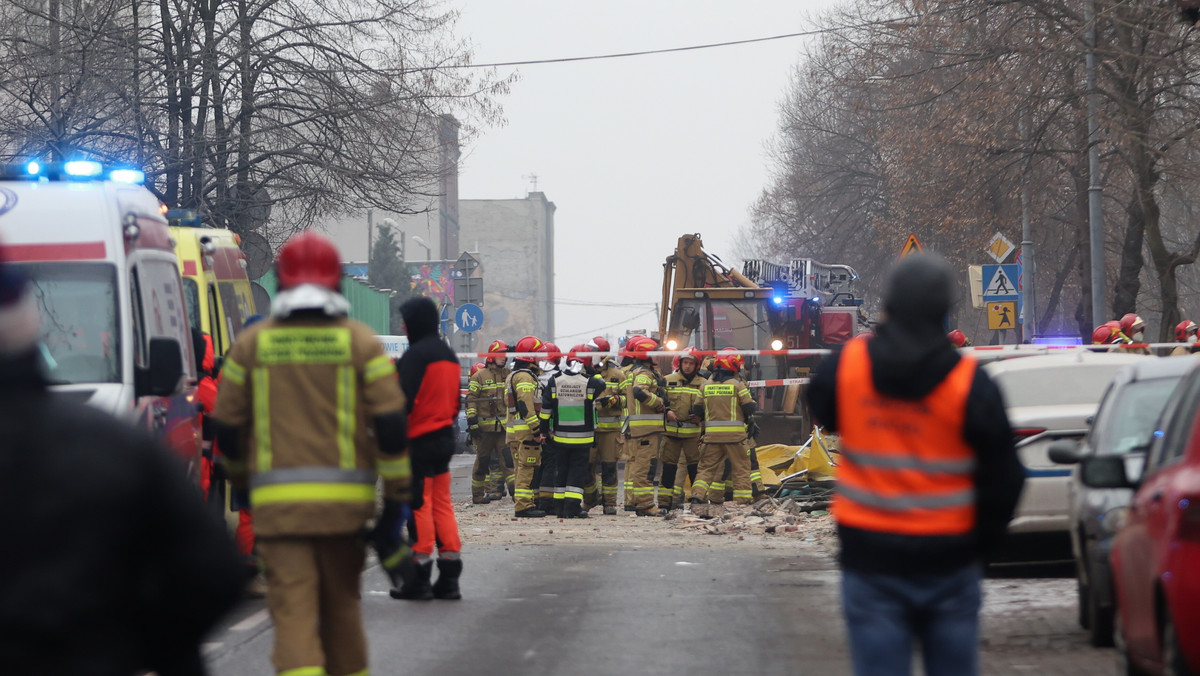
[456,343,1191,361]
[744,377,811,388]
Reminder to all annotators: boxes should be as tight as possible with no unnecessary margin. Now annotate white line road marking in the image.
[231,609,269,632]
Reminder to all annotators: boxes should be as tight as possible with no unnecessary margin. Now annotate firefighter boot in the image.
[432,558,463,600]
[659,463,678,511]
[390,558,434,601]
[601,462,619,515]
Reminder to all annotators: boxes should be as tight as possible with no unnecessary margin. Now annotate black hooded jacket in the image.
[0,350,243,676]
[807,257,1025,575]
[397,297,460,443]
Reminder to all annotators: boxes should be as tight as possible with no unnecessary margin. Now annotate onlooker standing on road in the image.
[213,232,411,676]
[807,254,1025,676]
[0,247,244,676]
[392,296,466,600]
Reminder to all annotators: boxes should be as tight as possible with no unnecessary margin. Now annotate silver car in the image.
[1048,356,1193,647]
[984,351,1150,537]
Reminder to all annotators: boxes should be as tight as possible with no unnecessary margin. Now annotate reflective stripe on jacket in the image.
[466,364,510,431]
[624,363,665,438]
[594,360,625,431]
[505,368,541,442]
[699,377,753,443]
[664,370,705,437]
[540,372,607,445]
[831,337,978,537]
[213,317,407,537]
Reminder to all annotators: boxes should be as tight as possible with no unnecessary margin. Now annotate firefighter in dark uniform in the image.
[540,345,607,518]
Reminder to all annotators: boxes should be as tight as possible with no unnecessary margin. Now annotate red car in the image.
[1085,363,1200,675]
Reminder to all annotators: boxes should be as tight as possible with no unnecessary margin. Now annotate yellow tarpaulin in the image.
[753,432,839,486]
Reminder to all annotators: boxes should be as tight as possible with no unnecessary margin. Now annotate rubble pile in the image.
[667,498,838,546]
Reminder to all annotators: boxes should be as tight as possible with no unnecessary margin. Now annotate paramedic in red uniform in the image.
[390,296,464,601]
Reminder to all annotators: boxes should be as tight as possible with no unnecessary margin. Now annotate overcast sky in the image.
[452,1,842,345]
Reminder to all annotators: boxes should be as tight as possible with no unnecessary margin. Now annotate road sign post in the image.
[982,264,1022,332]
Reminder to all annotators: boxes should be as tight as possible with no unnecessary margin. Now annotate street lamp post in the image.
[411,235,432,261]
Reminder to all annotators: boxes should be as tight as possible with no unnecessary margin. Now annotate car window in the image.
[1093,376,1182,456]
[992,364,1129,408]
[1148,371,1200,472]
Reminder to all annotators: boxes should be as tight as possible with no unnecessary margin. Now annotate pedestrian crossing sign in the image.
[982,264,1020,300]
[988,301,1017,330]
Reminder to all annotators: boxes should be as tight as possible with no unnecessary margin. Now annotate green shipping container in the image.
[256,270,391,335]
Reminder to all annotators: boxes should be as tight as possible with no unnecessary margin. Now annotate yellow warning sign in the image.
[988,301,1017,330]
[899,233,924,259]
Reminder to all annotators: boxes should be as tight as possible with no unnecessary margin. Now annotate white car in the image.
[984,351,1151,535]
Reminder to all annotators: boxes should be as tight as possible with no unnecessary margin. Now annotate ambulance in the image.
[0,161,203,476]
[168,213,257,357]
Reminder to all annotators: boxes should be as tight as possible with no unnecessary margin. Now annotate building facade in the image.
[459,193,555,342]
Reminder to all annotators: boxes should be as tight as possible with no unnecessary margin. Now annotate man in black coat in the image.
[0,253,244,675]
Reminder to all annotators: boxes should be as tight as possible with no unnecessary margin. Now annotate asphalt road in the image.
[205,455,1119,676]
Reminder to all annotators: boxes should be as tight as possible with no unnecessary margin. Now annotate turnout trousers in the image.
[594,431,620,509]
[471,431,511,501]
[257,534,368,676]
[691,441,752,504]
[553,441,592,516]
[658,434,700,509]
[627,434,661,510]
[511,440,542,513]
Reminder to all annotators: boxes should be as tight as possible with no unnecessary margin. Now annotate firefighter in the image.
[1118,313,1152,354]
[1171,320,1198,356]
[622,335,668,516]
[659,347,704,511]
[507,335,546,517]
[690,350,757,517]
[533,341,562,513]
[540,345,608,518]
[713,347,763,500]
[591,337,624,515]
[1092,321,1129,349]
[212,232,411,676]
[392,297,465,601]
[467,339,513,503]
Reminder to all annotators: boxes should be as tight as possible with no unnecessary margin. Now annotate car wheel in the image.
[1163,612,1194,676]
[1086,581,1115,648]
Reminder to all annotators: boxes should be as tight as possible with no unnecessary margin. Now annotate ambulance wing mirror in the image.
[137,337,185,397]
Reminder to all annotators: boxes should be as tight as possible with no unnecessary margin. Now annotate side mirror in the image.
[1048,439,1084,465]
[678,306,701,331]
[136,337,184,397]
[1079,454,1141,489]
[1085,414,1096,427]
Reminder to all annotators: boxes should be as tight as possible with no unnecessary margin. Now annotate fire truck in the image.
[658,233,865,443]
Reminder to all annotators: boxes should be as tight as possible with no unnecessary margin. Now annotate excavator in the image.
[658,233,865,444]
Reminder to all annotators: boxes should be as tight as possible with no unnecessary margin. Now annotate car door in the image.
[1118,373,1200,662]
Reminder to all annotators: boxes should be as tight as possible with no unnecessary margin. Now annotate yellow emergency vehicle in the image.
[169,212,257,355]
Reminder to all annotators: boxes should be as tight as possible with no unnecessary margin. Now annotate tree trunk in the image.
[1111,200,1144,318]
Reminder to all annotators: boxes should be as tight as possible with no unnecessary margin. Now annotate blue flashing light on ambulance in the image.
[0,160,203,478]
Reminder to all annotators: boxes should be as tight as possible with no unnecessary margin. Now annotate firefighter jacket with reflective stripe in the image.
[466,364,510,431]
[698,373,753,443]
[593,359,625,432]
[539,372,607,445]
[505,367,542,442]
[624,362,666,438]
[832,337,978,537]
[213,316,407,537]
[664,370,705,437]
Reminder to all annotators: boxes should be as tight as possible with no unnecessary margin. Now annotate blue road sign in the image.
[455,303,484,333]
[982,263,1022,323]
[439,303,452,336]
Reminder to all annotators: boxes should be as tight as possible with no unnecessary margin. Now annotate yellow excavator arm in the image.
[659,233,760,336]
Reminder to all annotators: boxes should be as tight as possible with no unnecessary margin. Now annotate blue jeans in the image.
[842,564,983,676]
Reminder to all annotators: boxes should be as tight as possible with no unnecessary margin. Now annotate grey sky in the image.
[452,1,842,344]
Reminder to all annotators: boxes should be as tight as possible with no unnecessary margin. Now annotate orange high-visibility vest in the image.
[832,337,978,537]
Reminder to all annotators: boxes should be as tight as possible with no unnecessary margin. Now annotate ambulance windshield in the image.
[16,262,121,384]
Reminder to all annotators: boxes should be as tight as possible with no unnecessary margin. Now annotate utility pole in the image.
[1020,110,1037,341]
[1085,0,1106,326]
[366,208,373,278]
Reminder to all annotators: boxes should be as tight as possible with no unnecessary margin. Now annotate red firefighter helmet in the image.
[947,329,971,348]
[486,339,508,365]
[625,335,658,360]
[469,362,485,376]
[1176,320,1198,342]
[716,347,744,372]
[542,342,560,357]
[1092,321,1124,345]
[1119,313,1146,337]
[567,343,595,367]
[673,347,701,371]
[513,335,542,361]
[275,231,342,291]
[590,336,611,352]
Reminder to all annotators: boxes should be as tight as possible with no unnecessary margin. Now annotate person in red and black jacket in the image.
[392,296,464,601]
